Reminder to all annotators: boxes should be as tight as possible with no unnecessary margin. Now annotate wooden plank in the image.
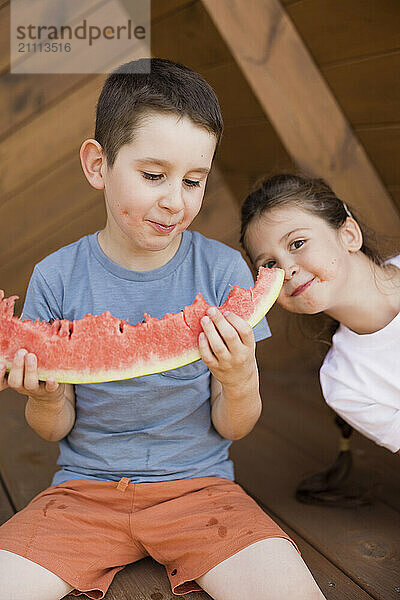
[190,167,241,249]
[150,0,231,70]
[204,60,271,124]
[0,73,91,141]
[0,1,207,140]
[217,120,293,179]
[286,0,400,65]
[230,413,400,599]
[0,476,14,526]
[388,187,400,214]
[0,389,58,509]
[356,125,400,187]
[4,0,116,74]
[0,198,106,316]
[151,0,195,21]
[0,0,106,72]
[0,75,102,201]
[201,0,400,235]
[322,52,400,126]
[0,2,9,74]
[255,304,326,372]
[0,0,194,80]
[11,2,150,76]
[0,152,99,266]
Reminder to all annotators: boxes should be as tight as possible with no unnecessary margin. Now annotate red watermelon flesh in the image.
[0,267,283,384]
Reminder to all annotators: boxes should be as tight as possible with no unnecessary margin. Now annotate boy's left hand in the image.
[199,307,257,386]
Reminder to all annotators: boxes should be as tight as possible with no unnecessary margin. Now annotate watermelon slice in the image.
[0,267,283,384]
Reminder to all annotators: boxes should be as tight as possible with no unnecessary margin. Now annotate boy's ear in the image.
[80,139,106,189]
[338,217,363,253]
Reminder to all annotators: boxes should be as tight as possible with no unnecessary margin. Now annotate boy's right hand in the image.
[0,349,64,402]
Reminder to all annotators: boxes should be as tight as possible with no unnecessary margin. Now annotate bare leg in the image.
[0,550,74,600]
[196,538,326,600]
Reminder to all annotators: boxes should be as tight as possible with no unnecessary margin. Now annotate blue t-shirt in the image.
[22,230,271,485]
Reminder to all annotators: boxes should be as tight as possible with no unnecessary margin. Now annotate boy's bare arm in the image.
[199,308,262,440]
[25,382,76,442]
[1,349,76,442]
[210,372,261,440]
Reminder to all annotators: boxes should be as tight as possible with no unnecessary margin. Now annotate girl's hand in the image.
[0,349,65,402]
[199,307,257,387]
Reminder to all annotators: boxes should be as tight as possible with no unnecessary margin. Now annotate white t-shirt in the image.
[320,254,400,453]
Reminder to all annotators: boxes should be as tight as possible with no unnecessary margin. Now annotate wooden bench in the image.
[0,368,399,599]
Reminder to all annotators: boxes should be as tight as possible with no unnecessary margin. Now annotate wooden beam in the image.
[201,0,400,235]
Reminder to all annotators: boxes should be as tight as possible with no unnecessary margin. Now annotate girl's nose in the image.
[283,265,298,281]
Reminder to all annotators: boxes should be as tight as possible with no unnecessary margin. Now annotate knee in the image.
[0,550,73,600]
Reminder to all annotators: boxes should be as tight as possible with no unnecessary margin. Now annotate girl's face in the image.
[245,205,356,314]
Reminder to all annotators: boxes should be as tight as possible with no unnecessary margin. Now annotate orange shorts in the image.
[0,476,299,598]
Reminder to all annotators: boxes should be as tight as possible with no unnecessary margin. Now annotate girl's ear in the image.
[338,217,363,253]
[80,139,106,190]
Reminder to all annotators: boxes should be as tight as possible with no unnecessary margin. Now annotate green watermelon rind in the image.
[1,267,284,384]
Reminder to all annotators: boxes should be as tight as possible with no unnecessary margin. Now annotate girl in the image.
[240,173,400,456]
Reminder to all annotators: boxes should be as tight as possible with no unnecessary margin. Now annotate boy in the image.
[0,59,325,600]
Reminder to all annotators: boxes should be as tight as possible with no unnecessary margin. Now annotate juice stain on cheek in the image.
[120,209,135,223]
[318,259,340,283]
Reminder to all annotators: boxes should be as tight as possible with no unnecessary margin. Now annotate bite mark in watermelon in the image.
[0,267,284,383]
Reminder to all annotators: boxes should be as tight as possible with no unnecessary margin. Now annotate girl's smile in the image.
[291,277,316,297]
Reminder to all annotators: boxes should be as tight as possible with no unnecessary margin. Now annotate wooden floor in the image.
[0,367,399,599]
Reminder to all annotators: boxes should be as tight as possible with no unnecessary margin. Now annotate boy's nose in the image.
[158,187,185,213]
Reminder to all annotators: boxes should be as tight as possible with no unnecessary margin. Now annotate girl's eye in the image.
[183,179,201,188]
[142,172,163,181]
[263,260,276,269]
[289,239,305,251]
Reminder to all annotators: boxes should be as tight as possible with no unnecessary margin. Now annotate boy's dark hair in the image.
[95,57,223,167]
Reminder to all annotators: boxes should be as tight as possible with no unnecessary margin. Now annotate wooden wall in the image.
[0,0,399,372]
[282,0,400,212]
[154,0,400,219]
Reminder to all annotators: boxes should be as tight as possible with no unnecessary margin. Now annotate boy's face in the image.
[101,112,216,259]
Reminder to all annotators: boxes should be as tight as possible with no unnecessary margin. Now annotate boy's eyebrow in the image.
[136,157,210,174]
